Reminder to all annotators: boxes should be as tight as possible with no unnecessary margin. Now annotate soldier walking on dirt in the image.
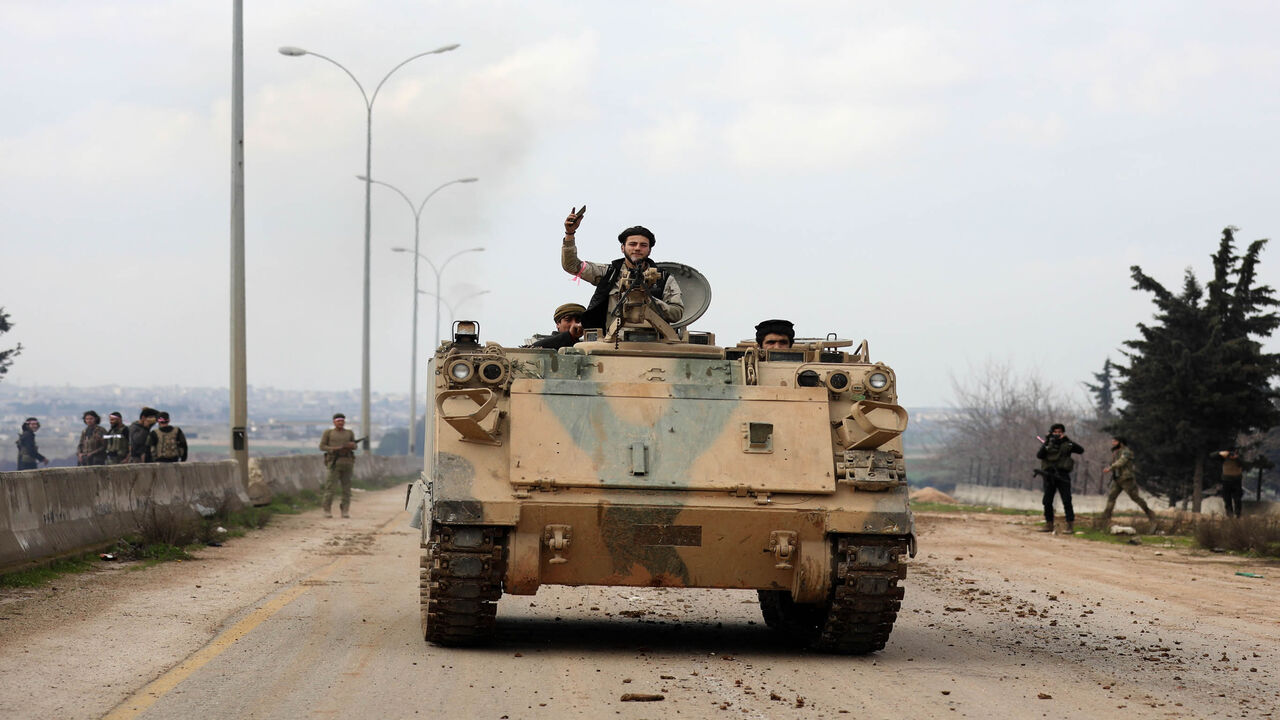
[1036,423,1083,533]
[1101,436,1157,523]
[148,411,188,463]
[319,413,358,518]
[560,206,683,329]
[77,410,108,466]
[1212,448,1246,518]
[103,412,131,464]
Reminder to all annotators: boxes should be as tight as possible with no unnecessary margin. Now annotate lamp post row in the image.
[279,43,481,455]
[278,42,460,453]
[364,176,480,455]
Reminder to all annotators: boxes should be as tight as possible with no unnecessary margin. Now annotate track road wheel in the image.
[420,524,507,646]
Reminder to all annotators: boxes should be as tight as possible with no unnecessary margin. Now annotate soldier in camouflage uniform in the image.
[1036,422,1083,533]
[103,412,131,464]
[560,206,683,330]
[77,410,108,466]
[1101,437,1157,523]
[319,413,358,518]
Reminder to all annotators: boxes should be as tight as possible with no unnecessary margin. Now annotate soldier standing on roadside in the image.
[103,412,131,464]
[1036,423,1083,533]
[16,418,48,470]
[1101,436,1158,524]
[1213,448,1246,518]
[77,410,108,466]
[128,407,159,463]
[319,413,358,519]
[149,411,188,463]
[560,206,684,330]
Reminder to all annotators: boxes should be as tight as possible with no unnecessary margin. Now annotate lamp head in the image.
[278,46,307,57]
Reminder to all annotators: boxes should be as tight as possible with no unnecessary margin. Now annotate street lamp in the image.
[417,289,492,324]
[362,176,478,454]
[278,42,459,452]
[390,246,485,350]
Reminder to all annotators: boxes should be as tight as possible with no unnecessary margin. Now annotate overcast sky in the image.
[2,0,1278,408]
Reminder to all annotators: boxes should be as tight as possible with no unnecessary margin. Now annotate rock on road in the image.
[0,486,1276,719]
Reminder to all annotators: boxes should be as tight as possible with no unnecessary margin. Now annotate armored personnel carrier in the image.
[408,263,915,653]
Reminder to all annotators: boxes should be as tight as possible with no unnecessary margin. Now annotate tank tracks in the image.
[420,524,508,646]
[758,535,909,654]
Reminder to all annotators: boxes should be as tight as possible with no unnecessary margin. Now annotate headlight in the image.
[448,360,474,382]
[827,371,850,390]
[868,371,889,389]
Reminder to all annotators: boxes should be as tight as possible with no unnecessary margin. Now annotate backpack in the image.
[154,429,182,460]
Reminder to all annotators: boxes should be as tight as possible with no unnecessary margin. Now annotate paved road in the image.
[2,487,1276,719]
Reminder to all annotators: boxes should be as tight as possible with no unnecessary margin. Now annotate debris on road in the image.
[1110,525,1137,535]
[1235,572,1264,579]
[620,693,664,702]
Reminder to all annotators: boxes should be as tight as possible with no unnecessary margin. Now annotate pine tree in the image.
[1084,357,1115,418]
[0,307,21,381]
[1113,228,1280,509]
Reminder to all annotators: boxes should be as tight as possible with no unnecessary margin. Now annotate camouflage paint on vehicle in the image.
[411,264,914,653]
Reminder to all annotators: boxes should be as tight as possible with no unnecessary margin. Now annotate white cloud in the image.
[722,102,937,171]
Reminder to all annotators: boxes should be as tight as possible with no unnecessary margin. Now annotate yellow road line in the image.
[103,560,343,720]
[103,511,408,719]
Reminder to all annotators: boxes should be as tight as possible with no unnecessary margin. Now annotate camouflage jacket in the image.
[103,422,131,460]
[1109,445,1135,483]
[561,240,683,324]
[78,424,107,463]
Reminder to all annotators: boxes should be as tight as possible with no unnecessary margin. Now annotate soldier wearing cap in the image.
[531,302,587,349]
[755,319,795,349]
[319,413,358,518]
[77,410,108,466]
[560,206,683,329]
[104,412,131,464]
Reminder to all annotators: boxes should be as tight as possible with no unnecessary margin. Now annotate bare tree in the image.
[939,360,1109,492]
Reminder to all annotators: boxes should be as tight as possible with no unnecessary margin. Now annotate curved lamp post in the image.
[363,176,478,454]
[417,288,492,325]
[278,42,459,451]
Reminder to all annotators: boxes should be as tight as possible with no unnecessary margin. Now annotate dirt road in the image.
[1,487,1276,719]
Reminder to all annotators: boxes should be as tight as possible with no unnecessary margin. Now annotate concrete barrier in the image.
[0,461,248,574]
[0,455,422,574]
[250,454,422,498]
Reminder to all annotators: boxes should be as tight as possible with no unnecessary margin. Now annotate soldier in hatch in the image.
[560,205,683,329]
[531,303,587,349]
[755,319,795,349]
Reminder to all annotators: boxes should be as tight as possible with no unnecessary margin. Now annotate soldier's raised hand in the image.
[565,205,586,236]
